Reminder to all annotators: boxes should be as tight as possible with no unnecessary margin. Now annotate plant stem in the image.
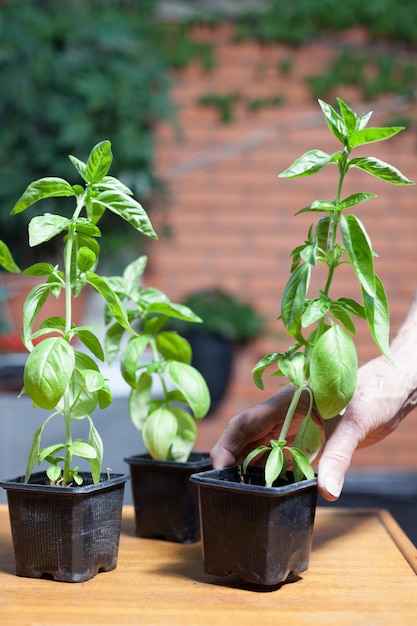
[278,385,304,442]
[62,191,86,484]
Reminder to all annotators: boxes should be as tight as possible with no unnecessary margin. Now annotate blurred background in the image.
[1,0,417,538]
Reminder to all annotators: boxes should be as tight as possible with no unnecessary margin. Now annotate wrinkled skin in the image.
[211,296,417,501]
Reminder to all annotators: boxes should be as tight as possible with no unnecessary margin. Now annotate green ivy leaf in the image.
[310,325,358,419]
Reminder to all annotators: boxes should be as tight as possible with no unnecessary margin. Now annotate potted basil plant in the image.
[0,140,157,582]
[191,97,414,586]
[103,258,211,542]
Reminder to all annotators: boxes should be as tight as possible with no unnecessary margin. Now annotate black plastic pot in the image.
[190,466,317,586]
[125,452,212,543]
[185,329,234,415]
[0,471,129,583]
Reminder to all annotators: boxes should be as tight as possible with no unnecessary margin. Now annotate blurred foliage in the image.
[0,0,215,266]
[235,0,417,45]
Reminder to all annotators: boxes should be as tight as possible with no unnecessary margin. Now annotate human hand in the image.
[210,355,417,501]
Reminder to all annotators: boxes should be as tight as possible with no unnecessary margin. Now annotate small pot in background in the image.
[125,452,212,543]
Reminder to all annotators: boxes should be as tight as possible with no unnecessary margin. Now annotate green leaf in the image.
[11,178,75,214]
[289,447,315,482]
[252,352,282,390]
[104,322,125,365]
[24,337,75,410]
[0,240,20,273]
[68,155,87,180]
[362,274,391,359]
[302,297,330,328]
[265,445,284,487]
[293,415,322,463]
[169,407,197,462]
[339,192,376,210]
[156,331,192,364]
[122,256,148,290]
[340,214,376,297]
[22,282,59,348]
[281,263,310,338]
[349,156,414,185]
[69,440,97,459]
[329,301,356,335]
[166,360,210,420]
[77,329,105,361]
[279,149,333,178]
[87,272,133,332]
[87,417,104,484]
[77,246,96,273]
[25,425,43,482]
[29,214,71,247]
[85,140,112,184]
[310,325,358,419]
[278,353,305,388]
[121,335,150,387]
[94,190,157,239]
[147,301,202,322]
[336,97,357,135]
[142,407,178,460]
[242,445,271,474]
[128,373,153,431]
[47,465,62,483]
[349,126,404,148]
[318,99,347,144]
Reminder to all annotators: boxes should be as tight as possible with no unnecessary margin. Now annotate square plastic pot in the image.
[0,471,129,583]
[125,452,212,543]
[190,466,317,586]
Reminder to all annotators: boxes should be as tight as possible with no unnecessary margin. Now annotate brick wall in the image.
[147,24,417,468]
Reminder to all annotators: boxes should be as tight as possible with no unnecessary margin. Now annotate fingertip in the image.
[318,475,343,501]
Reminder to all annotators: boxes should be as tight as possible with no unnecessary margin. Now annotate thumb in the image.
[317,418,362,501]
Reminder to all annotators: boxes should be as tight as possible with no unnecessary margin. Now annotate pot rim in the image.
[0,471,130,494]
[124,451,211,469]
[190,465,317,497]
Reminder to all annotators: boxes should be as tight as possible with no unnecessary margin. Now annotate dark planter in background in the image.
[0,471,129,583]
[191,466,317,586]
[185,329,234,415]
[125,451,212,543]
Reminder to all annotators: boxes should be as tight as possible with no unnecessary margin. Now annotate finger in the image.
[317,416,364,501]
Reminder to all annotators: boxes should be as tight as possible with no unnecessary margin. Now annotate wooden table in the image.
[0,505,415,625]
